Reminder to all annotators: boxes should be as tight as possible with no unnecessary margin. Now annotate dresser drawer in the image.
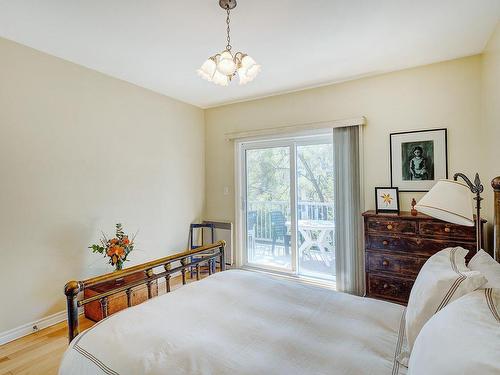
[366,251,426,277]
[367,274,414,303]
[418,221,476,239]
[366,217,417,234]
[363,210,482,304]
[366,234,476,256]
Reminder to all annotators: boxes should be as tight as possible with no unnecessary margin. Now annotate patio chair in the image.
[270,211,291,256]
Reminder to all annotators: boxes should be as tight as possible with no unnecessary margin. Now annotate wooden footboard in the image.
[64,240,226,343]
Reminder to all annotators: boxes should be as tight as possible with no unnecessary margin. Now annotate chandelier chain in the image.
[226,8,231,51]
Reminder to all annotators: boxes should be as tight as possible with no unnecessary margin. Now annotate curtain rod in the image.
[225,116,366,140]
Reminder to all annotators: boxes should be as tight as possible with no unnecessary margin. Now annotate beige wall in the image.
[205,56,484,232]
[1,25,498,335]
[481,22,500,248]
[0,38,205,333]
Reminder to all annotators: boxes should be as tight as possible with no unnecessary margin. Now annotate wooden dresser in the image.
[363,210,484,305]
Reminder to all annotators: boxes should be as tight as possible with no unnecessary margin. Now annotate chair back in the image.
[189,223,215,249]
[270,211,288,237]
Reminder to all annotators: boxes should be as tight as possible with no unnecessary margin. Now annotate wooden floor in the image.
[0,272,208,375]
[0,316,94,375]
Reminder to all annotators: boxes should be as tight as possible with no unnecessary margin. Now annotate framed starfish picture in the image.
[375,187,400,214]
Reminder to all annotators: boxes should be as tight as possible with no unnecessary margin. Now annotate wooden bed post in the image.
[164,263,172,292]
[180,258,188,285]
[64,280,81,343]
[492,177,500,261]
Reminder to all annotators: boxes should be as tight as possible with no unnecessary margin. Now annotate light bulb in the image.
[216,50,237,76]
[196,58,216,81]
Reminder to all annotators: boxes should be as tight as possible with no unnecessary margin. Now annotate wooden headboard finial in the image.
[492,176,500,191]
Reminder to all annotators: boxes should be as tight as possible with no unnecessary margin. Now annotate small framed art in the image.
[375,187,400,214]
[390,128,448,192]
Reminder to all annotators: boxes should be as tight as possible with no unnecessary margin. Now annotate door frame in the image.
[234,131,333,276]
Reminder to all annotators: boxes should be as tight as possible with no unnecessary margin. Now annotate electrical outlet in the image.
[223,186,229,196]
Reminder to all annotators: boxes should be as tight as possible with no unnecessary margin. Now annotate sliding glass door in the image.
[245,145,293,270]
[296,142,335,280]
[242,135,335,281]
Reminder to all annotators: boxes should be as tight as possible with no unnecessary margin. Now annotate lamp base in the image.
[219,0,237,10]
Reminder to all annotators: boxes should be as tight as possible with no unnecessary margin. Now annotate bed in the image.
[59,177,500,375]
[60,269,406,375]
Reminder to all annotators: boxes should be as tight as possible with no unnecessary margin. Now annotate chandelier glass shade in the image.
[197,0,261,86]
[197,51,261,86]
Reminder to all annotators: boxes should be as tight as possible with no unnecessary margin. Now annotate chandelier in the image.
[197,0,261,86]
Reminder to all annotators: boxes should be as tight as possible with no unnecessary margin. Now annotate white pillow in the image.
[405,247,486,352]
[468,250,500,288]
[408,288,500,375]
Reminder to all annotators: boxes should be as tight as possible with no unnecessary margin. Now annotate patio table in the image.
[287,220,335,266]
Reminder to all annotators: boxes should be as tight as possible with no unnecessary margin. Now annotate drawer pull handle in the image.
[382,240,389,246]
[387,224,393,230]
[382,260,389,266]
[444,227,451,233]
[383,283,389,289]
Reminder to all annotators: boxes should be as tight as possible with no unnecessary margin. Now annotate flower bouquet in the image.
[89,223,135,271]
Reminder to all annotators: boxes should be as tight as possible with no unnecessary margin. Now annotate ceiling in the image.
[0,1,499,108]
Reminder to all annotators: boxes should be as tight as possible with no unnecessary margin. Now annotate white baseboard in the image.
[0,278,171,346]
[0,310,68,346]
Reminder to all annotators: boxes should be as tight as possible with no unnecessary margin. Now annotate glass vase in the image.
[115,261,123,271]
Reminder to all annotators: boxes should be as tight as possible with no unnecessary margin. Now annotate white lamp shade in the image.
[415,179,474,226]
[238,55,261,84]
[212,70,229,86]
[241,55,256,68]
[216,51,237,76]
[196,59,216,81]
[237,67,250,85]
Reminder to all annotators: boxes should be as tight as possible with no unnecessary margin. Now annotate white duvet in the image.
[59,270,406,375]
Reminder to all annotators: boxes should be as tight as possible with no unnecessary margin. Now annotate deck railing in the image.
[247,201,334,241]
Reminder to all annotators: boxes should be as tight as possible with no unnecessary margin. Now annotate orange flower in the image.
[122,237,130,245]
[110,238,119,245]
[107,245,125,258]
[115,246,125,257]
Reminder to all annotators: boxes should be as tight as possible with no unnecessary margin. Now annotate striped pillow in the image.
[408,288,500,375]
[469,249,500,288]
[405,247,486,352]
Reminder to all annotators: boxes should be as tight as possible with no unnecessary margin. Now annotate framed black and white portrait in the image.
[390,129,448,192]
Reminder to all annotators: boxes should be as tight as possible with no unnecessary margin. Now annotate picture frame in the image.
[375,187,400,214]
[390,128,448,192]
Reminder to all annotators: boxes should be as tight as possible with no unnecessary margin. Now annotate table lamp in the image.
[415,173,484,252]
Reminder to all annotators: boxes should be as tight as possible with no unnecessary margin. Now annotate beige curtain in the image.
[333,126,364,295]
